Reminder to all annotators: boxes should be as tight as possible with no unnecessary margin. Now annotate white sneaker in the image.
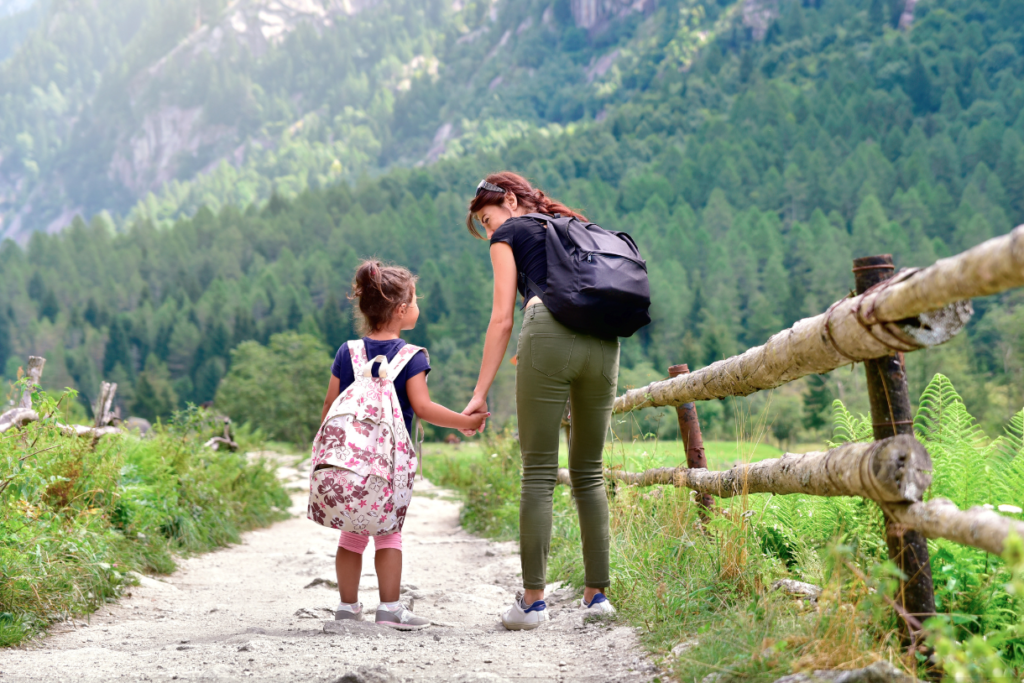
[375,602,431,631]
[500,593,548,631]
[580,592,616,617]
[335,601,364,621]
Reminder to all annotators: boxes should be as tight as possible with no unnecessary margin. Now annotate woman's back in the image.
[489,215,549,302]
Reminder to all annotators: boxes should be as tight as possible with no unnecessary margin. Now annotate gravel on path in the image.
[0,467,659,683]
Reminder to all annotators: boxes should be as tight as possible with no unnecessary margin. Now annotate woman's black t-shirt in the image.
[489,215,548,303]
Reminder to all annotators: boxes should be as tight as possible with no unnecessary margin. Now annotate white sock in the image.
[381,601,403,612]
[337,601,360,613]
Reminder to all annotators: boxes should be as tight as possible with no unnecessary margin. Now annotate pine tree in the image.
[103,317,134,378]
[803,374,833,431]
[320,294,349,351]
[906,53,934,114]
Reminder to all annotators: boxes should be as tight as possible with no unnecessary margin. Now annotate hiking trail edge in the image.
[0,453,659,682]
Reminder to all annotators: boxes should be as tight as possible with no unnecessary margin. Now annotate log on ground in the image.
[556,435,931,503]
[613,224,1024,413]
[0,408,39,434]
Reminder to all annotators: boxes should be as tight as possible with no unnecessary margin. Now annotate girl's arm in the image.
[407,371,489,432]
[320,375,341,424]
[462,242,518,419]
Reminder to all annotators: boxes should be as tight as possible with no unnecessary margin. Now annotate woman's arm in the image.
[463,242,518,419]
[406,372,489,431]
[320,375,341,425]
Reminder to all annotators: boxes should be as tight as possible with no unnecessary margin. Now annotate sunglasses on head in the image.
[476,180,506,195]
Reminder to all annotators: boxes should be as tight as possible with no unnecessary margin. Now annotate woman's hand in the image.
[460,395,489,435]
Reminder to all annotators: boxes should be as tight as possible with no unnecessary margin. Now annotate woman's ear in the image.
[505,192,518,212]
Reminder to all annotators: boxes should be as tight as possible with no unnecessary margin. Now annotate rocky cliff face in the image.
[570,0,655,31]
[109,0,382,197]
[742,0,779,41]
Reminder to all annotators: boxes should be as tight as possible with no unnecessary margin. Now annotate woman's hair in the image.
[349,260,418,335]
[465,171,587,239]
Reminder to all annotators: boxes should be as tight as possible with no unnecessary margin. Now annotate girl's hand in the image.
[461,396,489,435]
[463,411,490,434]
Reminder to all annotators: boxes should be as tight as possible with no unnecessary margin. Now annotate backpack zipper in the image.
[582,250,648,271]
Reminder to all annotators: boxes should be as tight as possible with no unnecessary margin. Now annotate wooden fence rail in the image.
[556,438,1024,558]
[613,224,1024,414]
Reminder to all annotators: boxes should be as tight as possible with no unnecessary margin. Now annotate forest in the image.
[0,0,1022,446]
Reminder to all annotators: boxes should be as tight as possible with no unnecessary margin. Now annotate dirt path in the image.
[0,465,659,683]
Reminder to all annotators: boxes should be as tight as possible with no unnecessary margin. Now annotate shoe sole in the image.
[335,613,364,621]
[376,620,431,631]
[501,616,546,631]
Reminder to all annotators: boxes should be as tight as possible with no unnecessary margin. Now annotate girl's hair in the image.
[465,171,587,239]
[350,260,417,335]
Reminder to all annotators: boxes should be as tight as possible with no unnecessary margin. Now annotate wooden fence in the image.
[558,224,1024,646]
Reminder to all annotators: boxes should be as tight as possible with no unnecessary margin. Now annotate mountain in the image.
[0,0,678,240]
[1,0,1022,441]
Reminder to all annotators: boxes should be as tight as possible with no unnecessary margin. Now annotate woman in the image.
[461,172,620,630]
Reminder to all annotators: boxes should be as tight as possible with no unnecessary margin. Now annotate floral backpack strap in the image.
[348,339,368,375]
[389,344,427,378]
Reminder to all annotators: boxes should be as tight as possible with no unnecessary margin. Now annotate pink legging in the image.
[338,531,402,554]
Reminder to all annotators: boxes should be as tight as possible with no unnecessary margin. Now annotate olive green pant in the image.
[515,304,620,590]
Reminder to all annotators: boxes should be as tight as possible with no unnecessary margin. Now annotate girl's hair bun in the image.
[349,260,417,334]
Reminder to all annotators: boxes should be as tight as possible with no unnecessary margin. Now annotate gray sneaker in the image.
[375,603,430,631]
[335,602,364,621]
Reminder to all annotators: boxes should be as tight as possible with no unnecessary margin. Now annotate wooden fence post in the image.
[668,364,714,515]
[853,254,936,648]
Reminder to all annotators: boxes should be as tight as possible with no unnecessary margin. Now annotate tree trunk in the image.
[613,224,1024,414]
[94,382,118,427]
[18,356,46,409]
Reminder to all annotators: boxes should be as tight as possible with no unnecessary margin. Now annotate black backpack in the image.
[520,213,651,339]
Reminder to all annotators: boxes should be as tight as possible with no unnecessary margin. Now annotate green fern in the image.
[914,374,995,509]
[827,399,872,447]
[990,409,1024,510]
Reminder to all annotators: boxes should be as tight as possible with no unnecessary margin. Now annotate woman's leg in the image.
[373,533,403,603]
[516,309,577,603]
[336,532,369,604]
[568,336,619,601]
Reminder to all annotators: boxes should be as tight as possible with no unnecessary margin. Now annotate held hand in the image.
[461,396,489,436]
[463,411,491,434]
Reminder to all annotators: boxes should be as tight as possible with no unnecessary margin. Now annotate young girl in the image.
[318,260,488,630]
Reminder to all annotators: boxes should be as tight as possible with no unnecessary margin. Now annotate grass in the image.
[0,390,290,647]
[423,430,904,681]
[423,380,1024,682]
[424,437,795,472]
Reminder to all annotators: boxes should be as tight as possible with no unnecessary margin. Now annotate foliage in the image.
[2,0,1024,441]
[214,331,331,445]
[0,387,289,646]
[430,373,1024,678]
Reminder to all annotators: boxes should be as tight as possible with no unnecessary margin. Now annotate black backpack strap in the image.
[523,275,547,307]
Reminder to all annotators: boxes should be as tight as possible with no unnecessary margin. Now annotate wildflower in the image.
[998,504,1023,514]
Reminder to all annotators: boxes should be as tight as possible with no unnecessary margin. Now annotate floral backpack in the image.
[307,340,426,536]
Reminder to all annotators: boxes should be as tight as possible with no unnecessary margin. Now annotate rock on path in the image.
[0,475,658,682]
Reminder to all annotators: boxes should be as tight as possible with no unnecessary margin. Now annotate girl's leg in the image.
[516,307,576,604]
[373,533,403,603]
[337,532,369,603]
[568,336,619,602]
